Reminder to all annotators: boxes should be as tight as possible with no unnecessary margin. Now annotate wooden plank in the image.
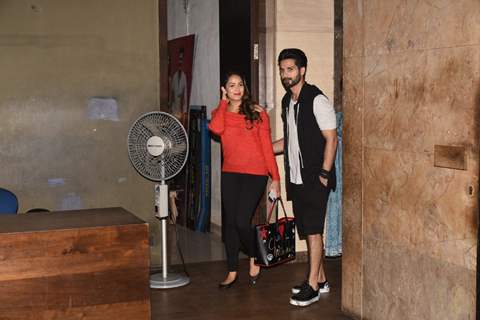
[0,225,149,281]
[0,301,150,320]
[434,144,467,170]
[0,268,149,309]
[0,207,145,234]
[0,208,151,319]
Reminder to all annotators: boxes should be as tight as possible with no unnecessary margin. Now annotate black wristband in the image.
[319,169,330,179]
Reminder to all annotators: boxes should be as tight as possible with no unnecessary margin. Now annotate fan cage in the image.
[128,111,189,181]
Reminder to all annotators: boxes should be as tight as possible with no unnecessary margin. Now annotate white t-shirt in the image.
[287,94,336,185]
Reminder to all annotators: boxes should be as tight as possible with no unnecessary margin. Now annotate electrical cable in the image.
[172,220,190,277]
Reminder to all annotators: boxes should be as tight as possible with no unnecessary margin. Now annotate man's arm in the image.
[272,138,284,155]
[320,129,337,186]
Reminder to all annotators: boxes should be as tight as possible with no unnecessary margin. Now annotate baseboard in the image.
[209,222,222,238]
[341,308,362,320]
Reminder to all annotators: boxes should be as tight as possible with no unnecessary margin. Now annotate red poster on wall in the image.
[166,34,194,226]
[167,34,195,128]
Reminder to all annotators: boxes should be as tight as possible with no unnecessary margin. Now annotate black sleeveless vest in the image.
[281,82,336,200]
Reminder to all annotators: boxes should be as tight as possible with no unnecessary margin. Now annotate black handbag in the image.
[254,198,295,267]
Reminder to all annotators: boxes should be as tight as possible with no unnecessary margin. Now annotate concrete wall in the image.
[0,0,162,258]
[167,0,222,229]
[271,0,334,252]
[342,0,480,318]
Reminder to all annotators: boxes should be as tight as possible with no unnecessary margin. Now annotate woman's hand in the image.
[221,86,228,101]
[269,180,281,199]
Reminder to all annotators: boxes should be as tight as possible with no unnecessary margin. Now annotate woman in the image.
[209,72,281,288]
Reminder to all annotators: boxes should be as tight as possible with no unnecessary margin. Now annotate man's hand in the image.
[319,176,328,187]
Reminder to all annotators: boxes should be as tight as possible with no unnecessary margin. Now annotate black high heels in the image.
[218,276,238,289]
[249,271,261,285]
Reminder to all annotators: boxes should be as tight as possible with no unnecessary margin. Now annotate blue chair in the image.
[0,188,18,214]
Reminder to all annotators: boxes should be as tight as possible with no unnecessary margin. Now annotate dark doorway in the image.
[219,0,253,98]
[219,0,264,232]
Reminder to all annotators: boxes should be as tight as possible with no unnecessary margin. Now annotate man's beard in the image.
[281,73,301,89]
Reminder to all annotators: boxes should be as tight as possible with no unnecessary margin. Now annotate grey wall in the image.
[0,0,162,253]
[167,0,222,228]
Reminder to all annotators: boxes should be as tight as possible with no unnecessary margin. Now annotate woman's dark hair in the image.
[222,72,261,127]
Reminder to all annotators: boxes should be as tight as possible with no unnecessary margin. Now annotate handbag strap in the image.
[266,198,288,223]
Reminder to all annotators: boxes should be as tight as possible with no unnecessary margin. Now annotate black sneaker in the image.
[291,280,308,294]
[318,280,330,293]
[291,280,330,294]
[289,284,319,307]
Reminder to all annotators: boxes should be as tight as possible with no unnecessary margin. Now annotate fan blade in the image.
[142,121,162,136]
[168,141,187,155]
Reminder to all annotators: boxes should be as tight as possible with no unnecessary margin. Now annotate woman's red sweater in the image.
[208,100,280,181]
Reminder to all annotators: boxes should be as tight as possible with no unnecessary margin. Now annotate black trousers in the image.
[222,172,267,271]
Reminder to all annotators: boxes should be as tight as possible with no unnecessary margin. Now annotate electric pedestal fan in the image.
[127,111,189,289]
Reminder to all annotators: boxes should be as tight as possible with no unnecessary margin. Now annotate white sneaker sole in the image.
[289,295,319,307]
[291,286,330,294]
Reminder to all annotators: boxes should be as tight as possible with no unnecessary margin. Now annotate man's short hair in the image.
[278,48,308,70]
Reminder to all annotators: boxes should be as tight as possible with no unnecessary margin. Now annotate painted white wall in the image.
[167,0,222,229]
[168,0,219,113]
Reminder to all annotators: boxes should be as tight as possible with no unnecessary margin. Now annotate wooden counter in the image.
[0,207,151,320]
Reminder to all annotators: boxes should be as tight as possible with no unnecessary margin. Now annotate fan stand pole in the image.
[150,182,190,289]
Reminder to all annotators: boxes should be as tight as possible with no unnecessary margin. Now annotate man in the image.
[169,47,188,123]
[273,48,337,307]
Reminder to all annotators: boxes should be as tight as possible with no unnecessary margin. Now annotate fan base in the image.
[150,272,190,289]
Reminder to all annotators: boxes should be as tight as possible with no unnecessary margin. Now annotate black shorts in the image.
[290,180,330,238]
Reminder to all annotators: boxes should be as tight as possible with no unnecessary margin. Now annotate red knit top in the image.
[209,100,280,181]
